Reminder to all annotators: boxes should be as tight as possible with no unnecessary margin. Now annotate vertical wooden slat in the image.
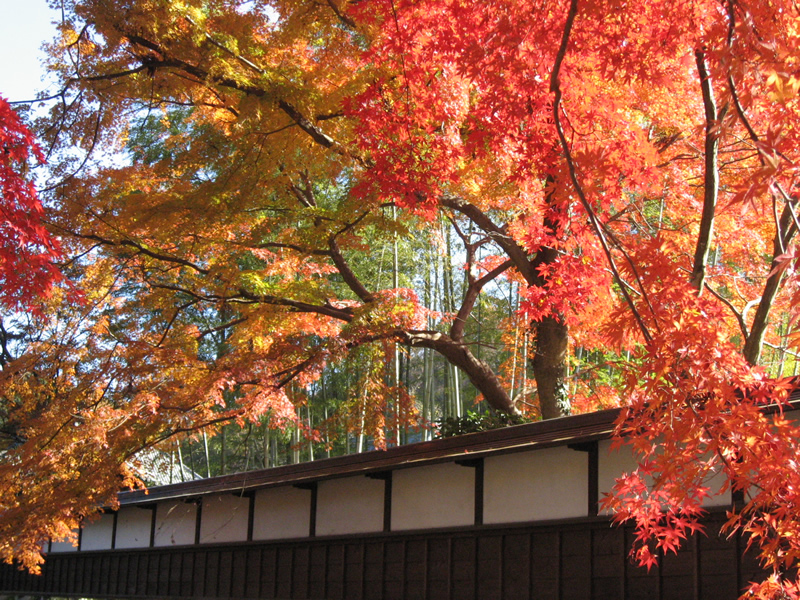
[193,551,206,598]
[531,531,559,600]
[591,527,623,600]
[698,529,738,599]
[309,544,328,599]
[90,553,102,596]
[98,554,110,595]
[344,543,364,600]
[245,547,262,598]
[383,540,405,600]
[477,535,502,600]
[120,553,132,596]
[231,549,248,599]
[326,543,345,600]
[560,529,591,600]
[502,533,530,600]
[405,539,426,600]
[363,542,384,600]
[68,555,78,595]
[260,546,278,598]
[276,545,294,599]
[293,545,310,599]
[219,549,233,598]
[156,551,170,596]
[451,536,475,600]
[205,549,221,598]
[180,550,195,597]
[147,552,160,596]
[428,538,450,600]
[167,551,181,597]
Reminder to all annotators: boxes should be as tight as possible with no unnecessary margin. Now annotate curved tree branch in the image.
[401,330,517,414]
[690,48,727,292]
[441,194,537,284]
[450,259,513,342]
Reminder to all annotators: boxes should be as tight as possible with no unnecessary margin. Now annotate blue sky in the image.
[0,0,61,102]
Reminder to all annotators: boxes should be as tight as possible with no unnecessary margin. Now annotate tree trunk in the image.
[532,316,569,419]
[529,177,570,419]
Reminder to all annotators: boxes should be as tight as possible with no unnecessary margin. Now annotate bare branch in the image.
[450,259,513,342]
[441,195,538,284]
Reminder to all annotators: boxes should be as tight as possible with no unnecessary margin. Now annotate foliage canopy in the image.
[1,0,800,595]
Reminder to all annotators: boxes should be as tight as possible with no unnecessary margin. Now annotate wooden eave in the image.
[117,392,800,508]
[118,407,621,507]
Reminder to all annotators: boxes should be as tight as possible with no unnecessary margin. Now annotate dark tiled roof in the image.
[119,408,621,506]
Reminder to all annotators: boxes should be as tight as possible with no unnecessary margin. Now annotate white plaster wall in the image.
[391,462,474,531]
[199,494,249,544]
[316,476,384,536]
[484,446,588,524]
[597,439,731,512]
[49,531,79,553]
[115,507,153,549]
[80,513,115,551]
[598,439,640,515]
[252,487,311,540]
[154,500,197,546]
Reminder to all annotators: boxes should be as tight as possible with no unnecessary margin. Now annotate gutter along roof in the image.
[118,407,621,507]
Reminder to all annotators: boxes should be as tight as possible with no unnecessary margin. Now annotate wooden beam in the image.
[367,471,393,532]
[294,482,318,537]
[569,441,599,516]
[194,499,203,545]
[245,491,256,542]
[456,458,484,526]
[111,511,118,550]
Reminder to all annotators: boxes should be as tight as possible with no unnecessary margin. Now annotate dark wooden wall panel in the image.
[344,543,363,600]
[260,546,278,598]
[384,540,405,600]
[363,541,384,600]
[326,543,344,600]
[451,536,476,600]
[275,546,293,599]
[502,533,529,600]
[530,531,559,600]
[661,543,695,600]
[0,515,769,600]
[427,538,450,599]
[560,530,591,600]
[477,535,502,600]
[405,539,427,600]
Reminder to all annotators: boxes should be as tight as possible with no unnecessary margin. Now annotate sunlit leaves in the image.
[0,97,60,310]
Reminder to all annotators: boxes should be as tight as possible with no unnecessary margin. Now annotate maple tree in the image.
[0,0,799,595]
